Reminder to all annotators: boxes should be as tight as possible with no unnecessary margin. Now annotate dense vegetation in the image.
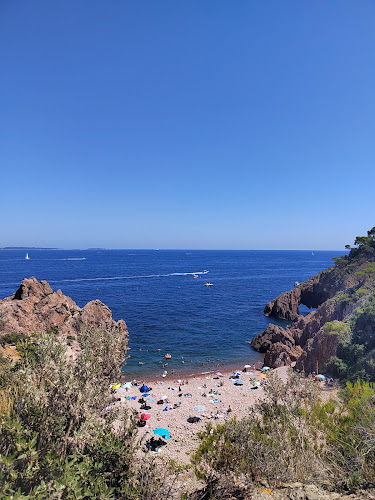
[193,372,375,498]
[324,228,375,382]
[0,328,166,499]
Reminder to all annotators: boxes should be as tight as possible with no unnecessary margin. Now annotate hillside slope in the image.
[251,230,375,379]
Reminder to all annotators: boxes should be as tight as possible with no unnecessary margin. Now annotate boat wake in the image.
[47,271,208,285]
[0,271,209,288]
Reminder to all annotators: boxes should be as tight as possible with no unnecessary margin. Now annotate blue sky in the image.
[1,1,374,249]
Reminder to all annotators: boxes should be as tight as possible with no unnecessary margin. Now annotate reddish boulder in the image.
[0,277,127,338]
[250,324,295,353]
[264,342,303,368]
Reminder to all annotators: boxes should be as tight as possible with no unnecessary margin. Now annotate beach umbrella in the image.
[161,395,168,400]
[146,398,155,403]
[262,366,271,371]
[112,383,121,390]
[123,382,132,389]
[193,405,206,413]
[140,412,151,421]
[140,385,149,393]
[234,380,244,386]
[153,428,170,439]
[216,372,224,377]
[316,374,326,380]
[258,373,267,378]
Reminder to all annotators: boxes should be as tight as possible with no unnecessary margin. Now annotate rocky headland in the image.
[251,238,375,375]
[0,276,127,339]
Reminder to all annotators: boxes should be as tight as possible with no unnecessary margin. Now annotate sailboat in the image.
[25,253,30,260]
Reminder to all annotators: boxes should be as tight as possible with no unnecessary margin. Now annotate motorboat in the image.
[165,353,172,359]
[204,282,213,286]
[193,274,199,278]
[202,270,209,274]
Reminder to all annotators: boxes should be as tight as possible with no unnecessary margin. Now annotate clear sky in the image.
[1,1,374,250]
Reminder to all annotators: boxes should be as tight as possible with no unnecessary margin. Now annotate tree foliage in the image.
[0,328,163,499]
[193,371,375,496]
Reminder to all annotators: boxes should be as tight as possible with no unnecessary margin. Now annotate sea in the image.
[0,249,346,379]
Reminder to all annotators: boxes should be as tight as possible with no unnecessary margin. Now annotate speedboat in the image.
[202,270,209,274]
[204,282,213,286]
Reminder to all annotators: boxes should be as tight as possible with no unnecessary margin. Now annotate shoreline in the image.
[114,365,289,466]
[121,357,265,384]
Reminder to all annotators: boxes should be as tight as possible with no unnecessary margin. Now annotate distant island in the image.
[0,247,59,250]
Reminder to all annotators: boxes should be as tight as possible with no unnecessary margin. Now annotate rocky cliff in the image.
[0,277,127,338]
[251,243,375,374]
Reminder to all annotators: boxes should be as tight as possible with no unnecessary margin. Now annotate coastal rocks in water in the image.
[252,244,375,371]
[0,277,127,338]
[264,288,302,321]
[264,275,331,321]
[250,324,295,353]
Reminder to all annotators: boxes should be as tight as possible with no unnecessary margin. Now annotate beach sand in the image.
[112,364,290,465]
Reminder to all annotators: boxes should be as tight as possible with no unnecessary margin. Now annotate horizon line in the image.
[1,247,348,252]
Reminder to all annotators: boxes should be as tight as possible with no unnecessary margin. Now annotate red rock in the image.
[264,343,303,368]
[0,277,127,338]
[250,324,295,353]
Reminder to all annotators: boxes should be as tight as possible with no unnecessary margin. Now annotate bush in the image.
[322,321,351,338]
[0,332,27,346]
[192,371,375,495]
[329,296,375,382]
[0,327,168,499]
[193,371,327,488]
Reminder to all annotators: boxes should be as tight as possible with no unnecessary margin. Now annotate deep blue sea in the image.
[0,249,346,378]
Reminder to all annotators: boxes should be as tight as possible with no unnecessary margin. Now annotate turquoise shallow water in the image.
[0,249,345,378]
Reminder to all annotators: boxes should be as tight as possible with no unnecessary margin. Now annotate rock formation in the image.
[251,245,375,373]
[0,277,127,338]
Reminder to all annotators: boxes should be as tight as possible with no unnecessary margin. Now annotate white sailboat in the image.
[25,253,30,260]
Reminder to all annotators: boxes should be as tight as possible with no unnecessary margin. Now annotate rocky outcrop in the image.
[264,275,334,322]
[264,342,304,368]
[252,246,375,372]
[0,277,127,338]
[250,324,296,353]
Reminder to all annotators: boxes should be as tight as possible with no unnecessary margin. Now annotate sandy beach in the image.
[111,364,290,465]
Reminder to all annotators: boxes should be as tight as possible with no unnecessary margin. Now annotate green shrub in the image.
[322,321,351,339]
[0,328,170,499]
[356,262,375,277]
[193,371,375,495]
[0,333,27,346]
